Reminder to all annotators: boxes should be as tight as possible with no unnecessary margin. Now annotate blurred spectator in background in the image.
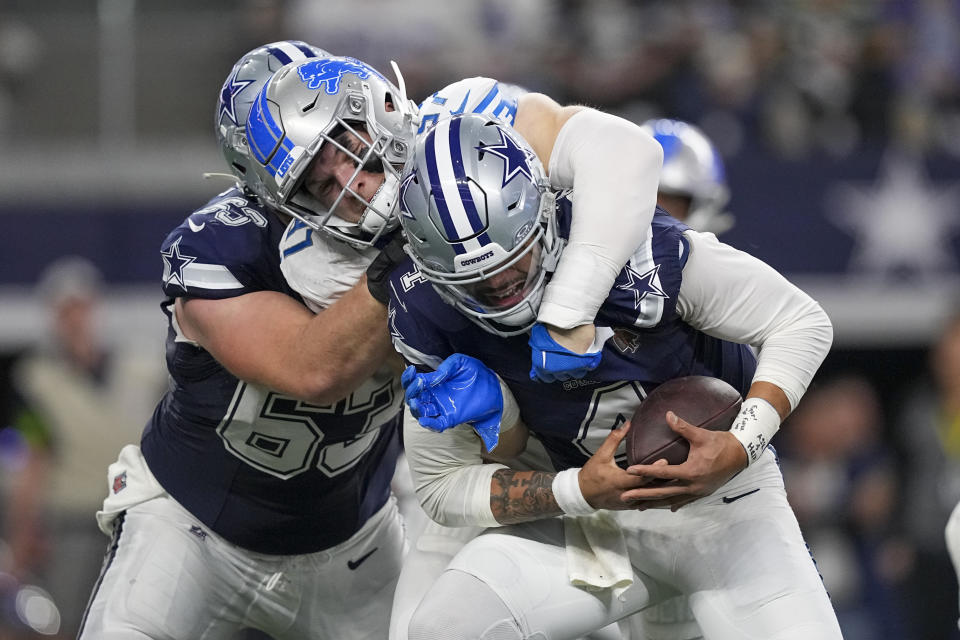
[779,375,909,640]
[1,256,165,638]
[897,309,960,640]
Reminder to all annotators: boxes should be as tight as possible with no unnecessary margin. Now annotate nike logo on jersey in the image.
[347,547,378,570]
[721,488,760,504]
[188,219,206,232]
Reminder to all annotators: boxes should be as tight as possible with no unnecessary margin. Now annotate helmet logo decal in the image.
[476,128,534,187]
[218,65,255,126]
[398,172,418,219]
[297,58,376,95]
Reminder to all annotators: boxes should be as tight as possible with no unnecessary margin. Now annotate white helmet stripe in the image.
[266,41,318,65]
[432,118,483,254]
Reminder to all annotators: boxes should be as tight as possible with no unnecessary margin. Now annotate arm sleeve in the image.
[676,230,834,410]
[403,376,520,528]
[537,109,663,329]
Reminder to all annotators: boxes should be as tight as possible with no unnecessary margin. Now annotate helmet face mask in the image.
[215,41,329,195]
[246,56,417,247]
[399,114,561,336]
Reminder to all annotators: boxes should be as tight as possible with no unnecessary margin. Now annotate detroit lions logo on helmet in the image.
[297,58,376,95]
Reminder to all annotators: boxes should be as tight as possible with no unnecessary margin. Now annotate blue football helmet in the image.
[215,41,329,194]
[245,56,418,247]
[399,114,562,336]
[640,119,734,234]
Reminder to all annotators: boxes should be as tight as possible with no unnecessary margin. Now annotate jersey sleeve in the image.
[675,230,833,410]
[418,77,525,134]
[159,189,286,300]
[279,218,378,313]
[597,209,690,330]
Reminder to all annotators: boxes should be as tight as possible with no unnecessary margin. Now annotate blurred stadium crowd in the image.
[0,1,958,639]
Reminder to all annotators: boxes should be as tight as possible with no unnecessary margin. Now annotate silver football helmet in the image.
[640,119,734,234]
[245,56,418,247]
[215,41,329,194]
[400,114,562,336]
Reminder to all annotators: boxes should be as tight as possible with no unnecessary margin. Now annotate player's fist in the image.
[528,323,605,382]
[401,354,503,451]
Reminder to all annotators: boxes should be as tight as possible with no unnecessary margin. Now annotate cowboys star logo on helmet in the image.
[477,127,535,187]
[218,65,256,127]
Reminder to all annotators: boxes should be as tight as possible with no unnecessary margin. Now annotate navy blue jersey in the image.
[389,201,755,470]
[141,187,402,555]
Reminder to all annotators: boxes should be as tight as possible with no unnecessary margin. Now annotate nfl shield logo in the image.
[112,471,127,494]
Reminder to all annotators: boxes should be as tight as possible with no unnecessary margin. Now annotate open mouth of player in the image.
[470,274,530,310]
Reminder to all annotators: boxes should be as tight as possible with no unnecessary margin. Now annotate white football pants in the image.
[78,493,406,640]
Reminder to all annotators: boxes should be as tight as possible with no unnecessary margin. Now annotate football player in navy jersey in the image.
[78,42,415,640]
[260,65,667,639]
[389,114,843,640]
[252,64,666,385]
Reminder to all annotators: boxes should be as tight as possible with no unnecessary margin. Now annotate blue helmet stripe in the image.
[293,42,319,58]
[472,83,499,114]
[423,127,465,255]
[247,85,285,166]
[266,46,294,65]
[448,116,485,235]
[265,138,296,178]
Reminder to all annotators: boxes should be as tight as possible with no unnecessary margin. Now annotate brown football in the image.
[626,376,743,467]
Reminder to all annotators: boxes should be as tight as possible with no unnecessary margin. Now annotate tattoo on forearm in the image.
[490,469,563,524]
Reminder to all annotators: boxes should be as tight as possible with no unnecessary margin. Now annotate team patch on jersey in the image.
[612,328,643,354]
[112,471,127,494]
[296,58,376,94]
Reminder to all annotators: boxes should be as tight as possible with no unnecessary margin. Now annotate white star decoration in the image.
[616,264,668,310]
[828,154,960,277]
[161,236,196,290]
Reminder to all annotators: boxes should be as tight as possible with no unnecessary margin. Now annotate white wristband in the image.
[730,397,781,465]
[552,468,597,516]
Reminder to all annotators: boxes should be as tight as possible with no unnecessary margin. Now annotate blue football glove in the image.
[401,354,503,452]
[528,323,603,383]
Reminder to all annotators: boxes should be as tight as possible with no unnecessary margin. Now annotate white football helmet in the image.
[215,41,329,194]
[399,114,562,336]
[640,118,734,234]
[245,56,418,247]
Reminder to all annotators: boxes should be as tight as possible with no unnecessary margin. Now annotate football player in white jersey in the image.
[390,114,842,640]
[80,43,417,640]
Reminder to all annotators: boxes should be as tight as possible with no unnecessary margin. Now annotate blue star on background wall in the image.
[477,129,534,187]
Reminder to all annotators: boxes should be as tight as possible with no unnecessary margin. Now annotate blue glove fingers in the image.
[401,365,418,390]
